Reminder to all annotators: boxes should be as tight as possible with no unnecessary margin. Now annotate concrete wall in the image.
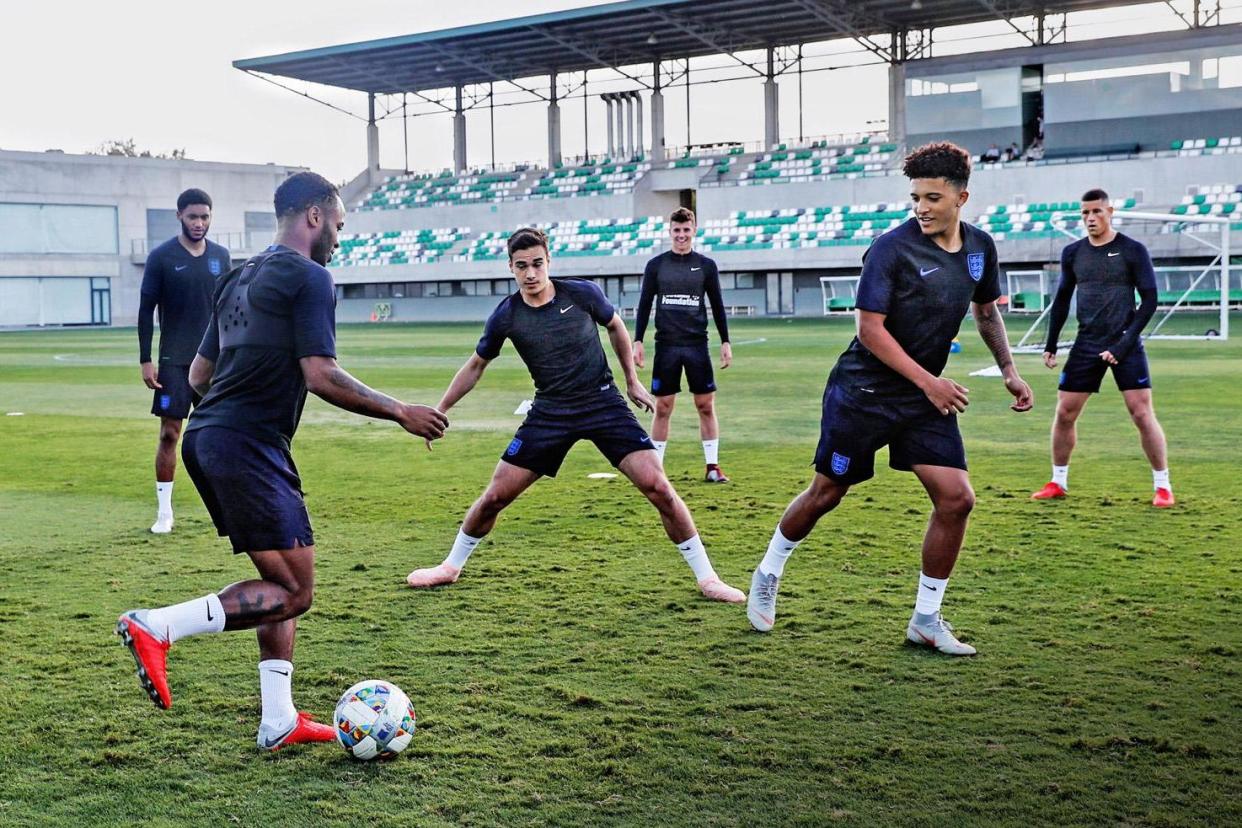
[0,149,303,326]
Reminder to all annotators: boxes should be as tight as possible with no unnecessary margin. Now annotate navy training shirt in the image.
[186,245,337,450]
[1047,233,1158,353]
[476,278,618,414]
[633,250,730,345]
[138,237,231,365]
[831,218,1001,401]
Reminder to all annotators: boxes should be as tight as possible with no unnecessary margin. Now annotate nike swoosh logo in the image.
[206,603,213,621]
[690,267,701,271]
[1107,252,1121,257]
[913,628,936,645]
[641,436,651,443]
[921,583,938,591]
[858,388,875,394]
[920,267,940,277]
[259,730,291,749]
[175,265,188,271]
[560,305,574,314]
[1137,377,1148,383]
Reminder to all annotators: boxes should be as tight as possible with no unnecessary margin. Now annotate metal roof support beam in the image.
[787,0,894,62]
[644,10,766,76]
[650,62,666,162]
[764,47,779,150]
[602,93,616,158]
[366,93,380,180]
[973,0,1037,45]
[526,27,651,89]
[635,91,645,160]
[548,71,562,169]
[453,85,467,174]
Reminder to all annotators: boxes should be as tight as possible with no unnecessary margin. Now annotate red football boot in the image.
[1152,487,1176,508]
[1030,481,1067,500]
[116,610,172,709]
[257,711,337,751]
[705,464,730,483]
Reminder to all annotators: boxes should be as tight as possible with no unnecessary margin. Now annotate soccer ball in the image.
[333,679,417,760]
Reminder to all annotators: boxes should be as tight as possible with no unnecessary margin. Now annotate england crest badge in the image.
[967,252,985,282]
[830,452,850,476]
[208,258,223,276]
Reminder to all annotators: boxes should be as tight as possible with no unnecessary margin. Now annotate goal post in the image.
[1010,210,1233,351]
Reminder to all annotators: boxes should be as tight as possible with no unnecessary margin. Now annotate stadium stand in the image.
[522,159,653,199]
[358,170,527,210]
[1173,184,1242,217]
[334,228,471,266]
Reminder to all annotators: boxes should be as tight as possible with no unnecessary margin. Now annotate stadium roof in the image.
[234,0,1140,94]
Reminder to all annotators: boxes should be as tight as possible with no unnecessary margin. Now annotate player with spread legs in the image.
[137,189,230,534]
[405,227,745,604]
[116,172,449,750]
[1032,189,1172,508]
[746,142,1034,654]
[633,207,733,482]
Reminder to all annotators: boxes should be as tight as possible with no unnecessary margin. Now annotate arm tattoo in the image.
[323,365,398,418]
[974,305,1014,371]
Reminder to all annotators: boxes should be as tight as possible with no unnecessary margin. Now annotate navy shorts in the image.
[182,426,314,554]
[150,364,200,420]
[812,383,967,485]
[651,343,716,397]
[501,391,654,478]
[1058,345,1152,393]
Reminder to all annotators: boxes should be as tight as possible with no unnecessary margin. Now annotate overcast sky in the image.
[1,2,1224,183]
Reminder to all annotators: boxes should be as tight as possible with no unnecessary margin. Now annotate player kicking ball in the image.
[406,227,745,604]
[117,173,448,750]
[746,142,1033,654]
[1031,188,1173,508]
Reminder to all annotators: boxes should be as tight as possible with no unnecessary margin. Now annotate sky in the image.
[1,1,1229,183]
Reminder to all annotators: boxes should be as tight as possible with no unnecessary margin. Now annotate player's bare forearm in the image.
[439,354,489,412]
[606,314,641,385]
[188,354,214,396]
[857,311,934,391]
[973,301,1016,375]
[302,356,402,420]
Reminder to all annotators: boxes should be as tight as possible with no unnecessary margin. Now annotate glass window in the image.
[0,203,118,254]
[342,284,367,299]
[622,276,640,292]
[718,273,736,290]
[735,273,755,289]
[494,279,511,294]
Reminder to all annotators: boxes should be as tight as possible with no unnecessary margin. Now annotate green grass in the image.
[0,317,1238,827]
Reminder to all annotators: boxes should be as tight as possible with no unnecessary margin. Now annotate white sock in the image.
[258,660,297,729]
[702,439,719,465]
[146,593,225,644]
[156,481,173,516]
[1153,468,1170,491]
[446,529,483,569]
[760,526,800,578]
[677,534,716,582]
[914,573,949,616]
[652,440,667,461]
[1051,464,1069,488]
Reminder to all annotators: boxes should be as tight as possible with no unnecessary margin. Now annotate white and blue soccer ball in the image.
[333,679,417,760]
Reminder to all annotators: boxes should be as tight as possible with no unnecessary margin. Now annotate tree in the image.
[91,139,188,160]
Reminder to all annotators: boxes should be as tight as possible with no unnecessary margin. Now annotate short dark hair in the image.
[902,142,972,189]
[1081,188,1109,203]
[669,207,696,225]
[274,172,339,220]
[507,227,548,259]
[176,188,212,212]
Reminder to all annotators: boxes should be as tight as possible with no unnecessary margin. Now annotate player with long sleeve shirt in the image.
[746,143,1033,654]
[117,173,448,751]
[633,208,733,482]
[405,227,745,605]
[137,188,230,534]
[1032,189,1172,507]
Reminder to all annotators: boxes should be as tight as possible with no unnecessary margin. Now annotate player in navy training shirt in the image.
[137,188,230,534]
[405,227,746,605]
[746,142,1034,655]
[1032,188,1173,508]
[118,172,448,751]
[633,207,734,482]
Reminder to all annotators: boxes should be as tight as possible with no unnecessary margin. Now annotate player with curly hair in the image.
[746,142,1034,654]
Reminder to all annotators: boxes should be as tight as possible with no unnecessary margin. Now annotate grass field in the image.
[0,316,1238,827]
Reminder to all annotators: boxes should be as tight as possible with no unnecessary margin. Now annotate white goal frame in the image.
[1011,210,1232,352]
